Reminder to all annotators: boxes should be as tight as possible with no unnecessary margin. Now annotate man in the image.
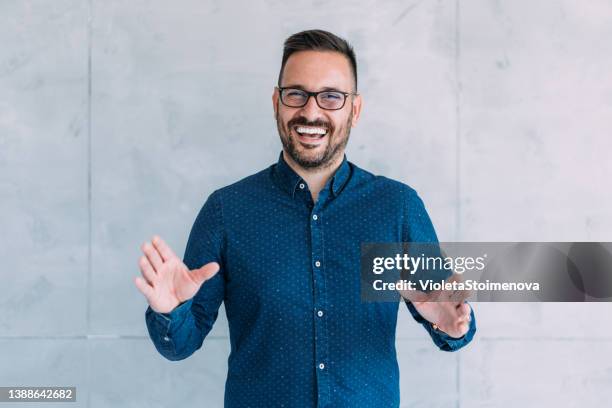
[134,29,476,407]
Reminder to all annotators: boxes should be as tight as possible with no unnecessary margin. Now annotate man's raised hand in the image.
[134,235,220,314]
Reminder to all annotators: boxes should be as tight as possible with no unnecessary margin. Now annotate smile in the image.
[293,125,329,138]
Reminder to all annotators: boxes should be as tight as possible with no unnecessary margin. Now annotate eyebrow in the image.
[282,84,344,92]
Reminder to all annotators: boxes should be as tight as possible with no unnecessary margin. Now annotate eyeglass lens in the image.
[281,89,345,110]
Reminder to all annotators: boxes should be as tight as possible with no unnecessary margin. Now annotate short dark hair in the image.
[278,29,358,91]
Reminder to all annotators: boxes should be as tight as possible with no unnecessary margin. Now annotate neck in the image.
[282,150,344,202]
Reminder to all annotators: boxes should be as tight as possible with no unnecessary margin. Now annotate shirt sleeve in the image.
[401,186,477,352]
[404,299,477,351]
[145,189,226,361]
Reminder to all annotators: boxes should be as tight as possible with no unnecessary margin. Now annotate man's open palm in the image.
[134,235,220,314]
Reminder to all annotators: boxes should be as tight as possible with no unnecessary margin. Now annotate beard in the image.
[275,103,352,169]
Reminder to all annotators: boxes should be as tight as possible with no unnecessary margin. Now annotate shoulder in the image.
[210,165,274,201]
[348,160,420,200]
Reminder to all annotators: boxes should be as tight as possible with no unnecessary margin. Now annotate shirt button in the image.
[315,260,321,267]
[312,214,318,221]
[299,183,305,189]
[163,336,170,341]
[317,310,324,317]
[319,363,325,370]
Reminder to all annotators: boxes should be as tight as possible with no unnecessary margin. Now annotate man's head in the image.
[273,29,362,170]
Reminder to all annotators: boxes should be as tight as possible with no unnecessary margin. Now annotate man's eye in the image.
[287,90,305,97]
[321,93,342,100]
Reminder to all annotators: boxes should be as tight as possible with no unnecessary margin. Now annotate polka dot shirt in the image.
[145,151,476,407]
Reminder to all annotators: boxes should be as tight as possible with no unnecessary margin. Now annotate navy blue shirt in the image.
[145,151,476,407]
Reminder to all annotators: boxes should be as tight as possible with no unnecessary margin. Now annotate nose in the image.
[300,94,323,120]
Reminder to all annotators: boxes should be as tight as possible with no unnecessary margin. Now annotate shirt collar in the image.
[273,151,351,198]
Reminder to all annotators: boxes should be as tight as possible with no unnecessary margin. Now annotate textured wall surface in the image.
[1,1,611,407]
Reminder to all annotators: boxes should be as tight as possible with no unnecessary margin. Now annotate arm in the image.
[402,186,477,351]
[144,190,226,361]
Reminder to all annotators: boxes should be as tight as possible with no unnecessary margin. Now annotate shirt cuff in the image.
[429,306,477,351]
[145,298,194,340]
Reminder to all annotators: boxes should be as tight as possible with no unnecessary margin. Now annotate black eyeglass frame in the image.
[276,86,359,111]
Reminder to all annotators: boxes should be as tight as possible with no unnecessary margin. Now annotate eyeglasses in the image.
[277,86,358,110]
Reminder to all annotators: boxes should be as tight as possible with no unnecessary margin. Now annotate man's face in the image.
[273,50,362,169]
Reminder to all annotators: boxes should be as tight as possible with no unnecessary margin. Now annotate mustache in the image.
[287,117,332,130]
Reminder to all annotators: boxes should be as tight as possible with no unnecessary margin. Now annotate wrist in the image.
[431,321,466,339]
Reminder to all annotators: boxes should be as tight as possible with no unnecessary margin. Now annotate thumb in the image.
[191,261,220,284]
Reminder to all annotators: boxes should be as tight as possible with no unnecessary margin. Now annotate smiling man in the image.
[135,29,476,407]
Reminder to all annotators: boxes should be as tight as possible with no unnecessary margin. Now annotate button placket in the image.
[310,204,331,406]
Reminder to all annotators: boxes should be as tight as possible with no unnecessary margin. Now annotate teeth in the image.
[296,126,327,135]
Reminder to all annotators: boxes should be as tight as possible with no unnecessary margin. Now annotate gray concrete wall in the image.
[1,0,611,406]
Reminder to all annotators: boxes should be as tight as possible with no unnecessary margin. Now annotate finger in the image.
[398,287,432,303]
[456,313,471,325]
[453,304,471,324]
[152,235,176,262]
[192,262,221,284]
[445,287,467,303]
[139,255,157,285]
[134,276,155,301]
[443,287,456,302]
[446,273,471,302]
[457,321,470,336]
[456,302,471,318]
[141,242,163,272]
[455,285,472,302]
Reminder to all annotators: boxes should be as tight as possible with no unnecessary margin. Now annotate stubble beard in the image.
[275,104,353,170]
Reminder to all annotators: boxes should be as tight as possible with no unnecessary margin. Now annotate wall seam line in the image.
[86,1,93,407]
[454,1,462,408]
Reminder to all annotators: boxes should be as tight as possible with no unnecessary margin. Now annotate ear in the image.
[350,93,363,127]
[272,87,279,117]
